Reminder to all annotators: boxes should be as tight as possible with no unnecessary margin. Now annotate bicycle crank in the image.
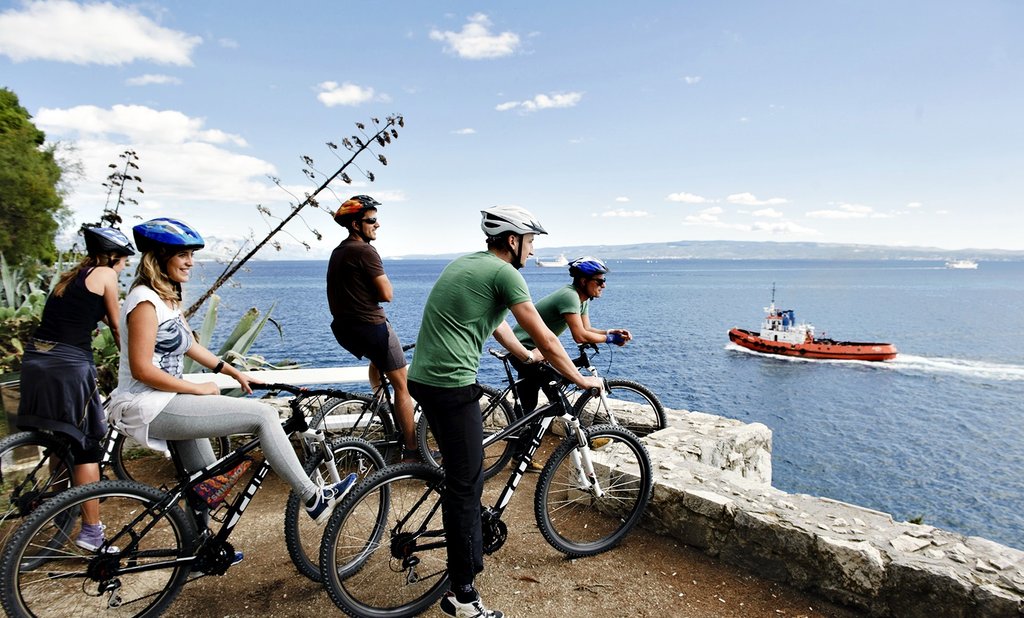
[481,507,507,554]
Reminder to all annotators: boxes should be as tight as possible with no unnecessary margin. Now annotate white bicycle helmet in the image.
[480,206,548,237]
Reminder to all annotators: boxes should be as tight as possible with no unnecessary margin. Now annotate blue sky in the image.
[1,1,1021,258]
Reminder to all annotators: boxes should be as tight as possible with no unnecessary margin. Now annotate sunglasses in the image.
[591,278,607,286]
[360,217,378,225]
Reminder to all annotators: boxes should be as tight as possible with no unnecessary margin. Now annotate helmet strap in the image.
[510,234,525,269]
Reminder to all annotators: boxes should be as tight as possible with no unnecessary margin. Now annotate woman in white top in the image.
[107,218,354,545]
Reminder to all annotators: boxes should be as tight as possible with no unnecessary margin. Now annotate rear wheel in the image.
[0,431,76,552]
[320,463,449,618]
[416,384,516,480]
[284,437,386,582]
[535,425,653,557]
[572,379,667,437]
[0,479,195,618]
[316,395,398,462]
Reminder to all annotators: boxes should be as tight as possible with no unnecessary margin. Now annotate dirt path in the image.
[169,469,863,618]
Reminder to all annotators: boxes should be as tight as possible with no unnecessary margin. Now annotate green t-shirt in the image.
[409,252,532,388]
[513,284,588,349]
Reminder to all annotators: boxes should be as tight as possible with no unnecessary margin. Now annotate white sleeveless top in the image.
[107,286,193,450]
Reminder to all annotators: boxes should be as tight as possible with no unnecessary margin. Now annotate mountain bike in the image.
[415,343,665,480]
[313,343,420,463]
[0,383,382,618]
[319,365,654,618]
[0,424,228,552]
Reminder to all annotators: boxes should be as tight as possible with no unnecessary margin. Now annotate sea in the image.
[190,257,1024,550]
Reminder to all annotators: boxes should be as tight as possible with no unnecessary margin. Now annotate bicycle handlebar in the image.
[252,383,357,400]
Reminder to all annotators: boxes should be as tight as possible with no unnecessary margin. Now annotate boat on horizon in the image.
[945,259,978,269]
[728,289,897,362]
[535,253,569,268]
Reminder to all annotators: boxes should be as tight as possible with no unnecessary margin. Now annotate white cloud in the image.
[429,13,520,59]
[452,128,477,135]
[37,104,248,146]
[615,197,630,203]
[496,92,583,113]
[683,76,701,85]
[0,0,201,65]
[684,206,724,224]
[726,192,788,206]
[752,207,783,218]
[316,81,389,107]
[596,209,648,218]
[34,104,279,217]
[906,201,922,209]
[806,202,882,219]
[751,221,818,235]
[126,73,182,86]
[666,192,709,204]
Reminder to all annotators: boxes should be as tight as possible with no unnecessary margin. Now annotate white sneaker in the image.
[439,592,504,618]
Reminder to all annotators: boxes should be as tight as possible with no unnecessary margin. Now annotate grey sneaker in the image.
[74,523,119,554]
[439,592,504,618]
[305,472,358,524]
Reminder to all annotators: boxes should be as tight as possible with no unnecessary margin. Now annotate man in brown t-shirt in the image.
[327,195,417,460]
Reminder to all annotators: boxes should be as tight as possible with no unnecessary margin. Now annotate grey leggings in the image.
[148,394,317,502]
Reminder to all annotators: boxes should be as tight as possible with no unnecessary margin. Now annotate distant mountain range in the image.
[399,240,1024,262]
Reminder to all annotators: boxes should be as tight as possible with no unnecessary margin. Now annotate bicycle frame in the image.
[482,377,605,520]
[102,384,342,576]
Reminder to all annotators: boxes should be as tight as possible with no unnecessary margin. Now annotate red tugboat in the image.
[728,290,897,362]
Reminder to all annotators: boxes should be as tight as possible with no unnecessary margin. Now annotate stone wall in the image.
[638,406,1024,617]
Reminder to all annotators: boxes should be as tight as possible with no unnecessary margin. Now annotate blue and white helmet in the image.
[568,256,609,278]
[132,218,205,253]
[83,227,135,256]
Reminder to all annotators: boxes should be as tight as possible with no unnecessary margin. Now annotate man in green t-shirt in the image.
[510,256,632,461]
[408,206,603,618]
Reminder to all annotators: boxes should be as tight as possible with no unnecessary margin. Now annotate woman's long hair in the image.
[52,253,122,297]
[130,250,181,304]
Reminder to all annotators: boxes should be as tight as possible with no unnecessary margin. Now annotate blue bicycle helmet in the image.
[132,218,205,253]
[83,227,135,256]
[568,256,609,278]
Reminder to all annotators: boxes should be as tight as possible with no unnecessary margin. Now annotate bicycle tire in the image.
[415,384,516,481]
[320,463,449,618]
[572,379,667,437]
[0,479,196,618]
[111,433,230,487]
[316,394,398,462]
[283,437,386,582]
[534,424,653,557]
[0,431,76,552]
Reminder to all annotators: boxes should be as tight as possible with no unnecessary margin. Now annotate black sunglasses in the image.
[359,217,378,225]
[591,278,607,285]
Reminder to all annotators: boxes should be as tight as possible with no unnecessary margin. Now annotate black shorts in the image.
[331,320,407,372]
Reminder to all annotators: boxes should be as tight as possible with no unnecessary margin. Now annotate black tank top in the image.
[33,268,107,353]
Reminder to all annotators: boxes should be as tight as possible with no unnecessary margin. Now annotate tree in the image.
[0,88,68,265]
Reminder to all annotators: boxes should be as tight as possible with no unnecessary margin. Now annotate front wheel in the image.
[320,463,449,618]
[534,425,653,557]
[0,479,196,618]
[416,384,516,481]
[283,437,386,582]
[572,379,667,437]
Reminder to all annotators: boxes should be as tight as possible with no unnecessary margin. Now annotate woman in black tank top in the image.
[17,227,134,552]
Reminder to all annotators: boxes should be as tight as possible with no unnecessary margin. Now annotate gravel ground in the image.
[168,465,864,618]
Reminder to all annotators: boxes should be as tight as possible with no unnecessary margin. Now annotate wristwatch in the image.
[523,349,536,364]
